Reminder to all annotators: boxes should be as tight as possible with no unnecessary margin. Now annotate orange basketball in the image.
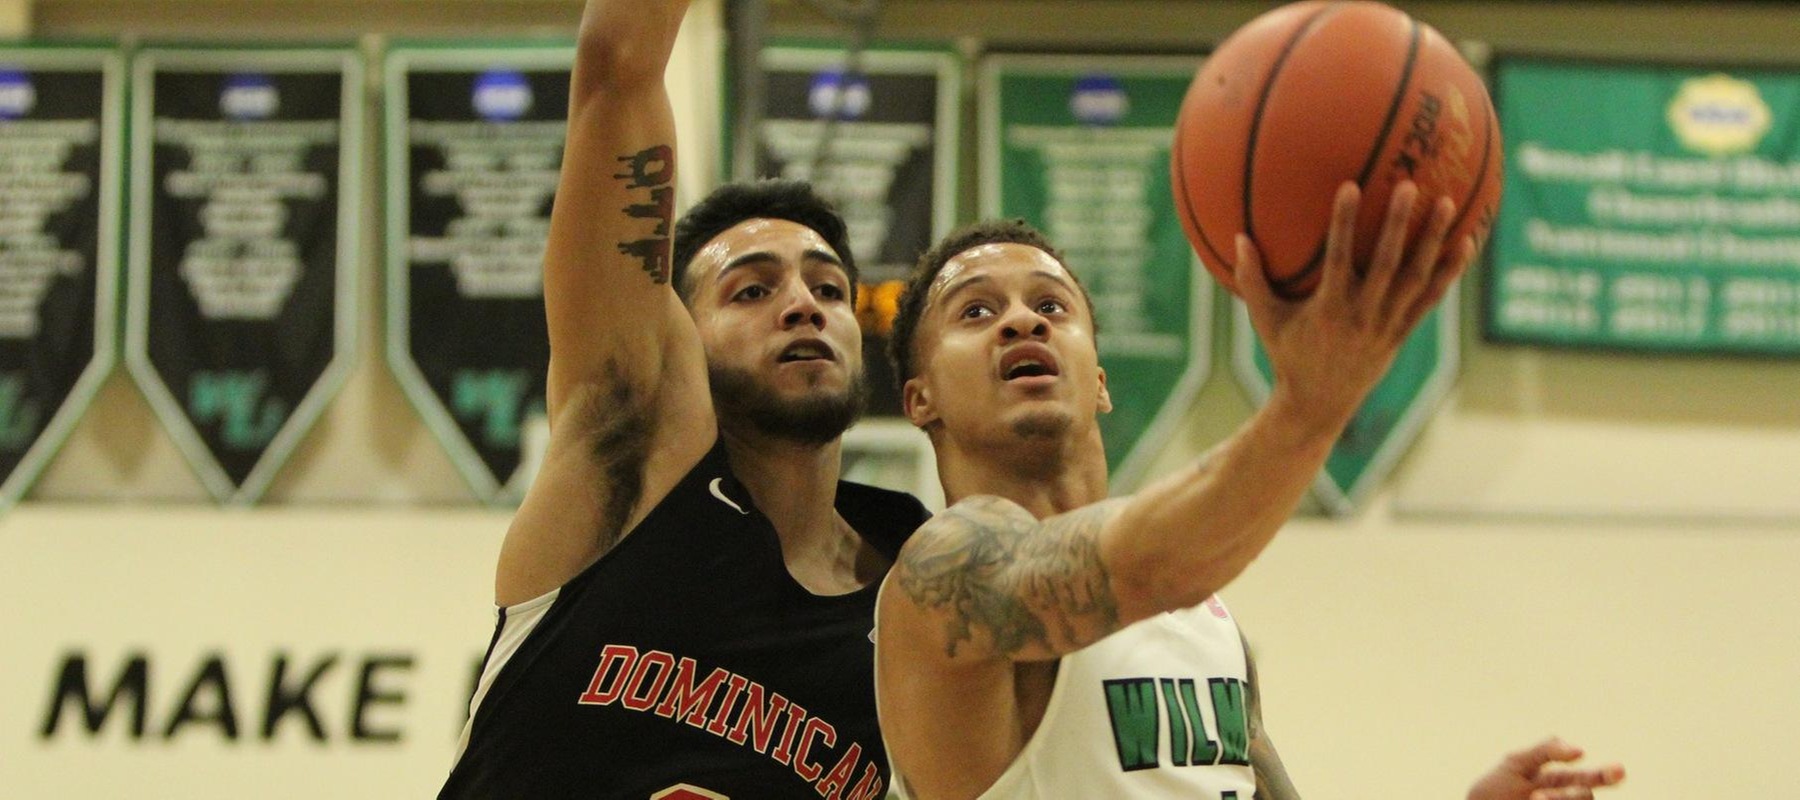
[1172,0,1503,298]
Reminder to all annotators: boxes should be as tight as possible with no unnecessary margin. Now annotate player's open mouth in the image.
[777,339,835,363]
[998,345,1060,382]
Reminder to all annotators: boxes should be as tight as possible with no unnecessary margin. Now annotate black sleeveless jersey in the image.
[440,438,928,800]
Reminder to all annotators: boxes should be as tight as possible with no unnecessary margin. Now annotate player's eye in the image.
[960,303,994,320]
[734,284,769,301]
[1037,298,1068,315]
[817,283,846,300]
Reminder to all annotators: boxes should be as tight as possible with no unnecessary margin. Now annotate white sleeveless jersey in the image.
[896,595,1256,799]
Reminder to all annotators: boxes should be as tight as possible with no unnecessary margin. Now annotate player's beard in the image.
[709,362,868,444]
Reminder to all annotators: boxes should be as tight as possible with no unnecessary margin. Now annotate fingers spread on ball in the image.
[1317,181,1363,299]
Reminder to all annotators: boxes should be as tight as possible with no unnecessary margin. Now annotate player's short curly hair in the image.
[670,179,858,303]
[887,218,1097,389]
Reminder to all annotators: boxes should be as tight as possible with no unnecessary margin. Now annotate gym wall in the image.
[2,1,1795,797]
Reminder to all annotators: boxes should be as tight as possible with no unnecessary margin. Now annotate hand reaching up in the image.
[1467,737,1626,800]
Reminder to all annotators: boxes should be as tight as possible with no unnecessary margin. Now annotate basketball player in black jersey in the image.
[437,0,928,797]
[875,203,1623,799]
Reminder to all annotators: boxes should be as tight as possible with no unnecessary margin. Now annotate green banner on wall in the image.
[979,55,1211,489]
[1234,303,1456,516]
[1489,57,1800,353]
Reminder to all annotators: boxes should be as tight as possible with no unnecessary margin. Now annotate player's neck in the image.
[719,424,876,593]
[934,424,1109,519]
[720,424,842,533]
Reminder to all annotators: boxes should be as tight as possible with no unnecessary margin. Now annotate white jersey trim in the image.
[450,586,561,763]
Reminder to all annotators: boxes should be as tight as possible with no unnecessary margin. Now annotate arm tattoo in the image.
[614,144,674,284]
[896,496,1124,659]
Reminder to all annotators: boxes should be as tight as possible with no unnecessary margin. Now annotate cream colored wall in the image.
[6,1,1798,797]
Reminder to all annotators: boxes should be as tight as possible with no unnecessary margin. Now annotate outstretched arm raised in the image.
[882,181,1474,664]
[495,0,717,606]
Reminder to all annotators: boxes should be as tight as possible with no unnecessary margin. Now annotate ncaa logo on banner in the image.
[219,73,278,120]
[1070,73,1128,126]
[808,69,870,120]
[0,70,36,119]
[1666,73,1772,156]
[473,69,532,121]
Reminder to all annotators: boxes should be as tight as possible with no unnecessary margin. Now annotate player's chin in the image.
[771,361,852,392]
[1002,404,1076,441]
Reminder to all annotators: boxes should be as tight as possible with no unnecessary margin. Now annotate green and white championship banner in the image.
[979,55,1211,489]
[383,43,570,504]
[125,47,362,504]
[0,45,124,508]
[1489,57,1800,353]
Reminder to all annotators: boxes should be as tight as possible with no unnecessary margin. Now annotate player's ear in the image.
[1096,366,1113,414]
[903,376,938,429]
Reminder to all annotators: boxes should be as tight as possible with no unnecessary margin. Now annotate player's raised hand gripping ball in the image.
[1172,0,1503,298]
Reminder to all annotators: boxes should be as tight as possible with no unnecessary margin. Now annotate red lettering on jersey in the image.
[577,644,639,705]
[649,784,729,800]
[771,703,809,766]
[704,673,750,736]
[725,682,790,753]
[813,742,862,799]
[653,657,730,728]
[621,650,676,711]
[791,717,837,782]
[844,763,884,800]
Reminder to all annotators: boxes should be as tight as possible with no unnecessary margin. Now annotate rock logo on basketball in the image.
[1391,85,1476,193]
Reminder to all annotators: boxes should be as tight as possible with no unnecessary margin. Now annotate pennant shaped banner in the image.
[125,47,363,504]
[384,43,570,504]
[751,42,961,416]
[0,45,124,507]
[978,54,1212,489]
[1233,301,1458,516]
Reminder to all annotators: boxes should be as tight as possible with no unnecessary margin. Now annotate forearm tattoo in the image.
[896,497,1123,659]
[614,144,674,284]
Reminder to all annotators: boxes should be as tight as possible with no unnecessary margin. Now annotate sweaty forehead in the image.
[690,217,843,287]
[926,242,1070,307]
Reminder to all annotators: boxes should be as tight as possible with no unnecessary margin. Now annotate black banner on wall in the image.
[125,48,362,504]
[384,44,570,504]
[0,46,124,507]
[752,43,960,416]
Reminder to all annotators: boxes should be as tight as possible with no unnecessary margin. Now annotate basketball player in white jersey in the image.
[876,185,1624,799]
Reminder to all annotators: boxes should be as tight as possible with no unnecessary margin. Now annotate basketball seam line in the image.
[1273,13,1423,296]
[1444,98,1498,256]
[1241,1,1342,273]
[1174,112,1231,273]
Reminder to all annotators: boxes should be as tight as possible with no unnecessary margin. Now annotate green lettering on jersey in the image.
[1209,677,1249,767]
[1158,679,1189,766]
[1102,678,1160,771]
[1177,678,1218,765]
